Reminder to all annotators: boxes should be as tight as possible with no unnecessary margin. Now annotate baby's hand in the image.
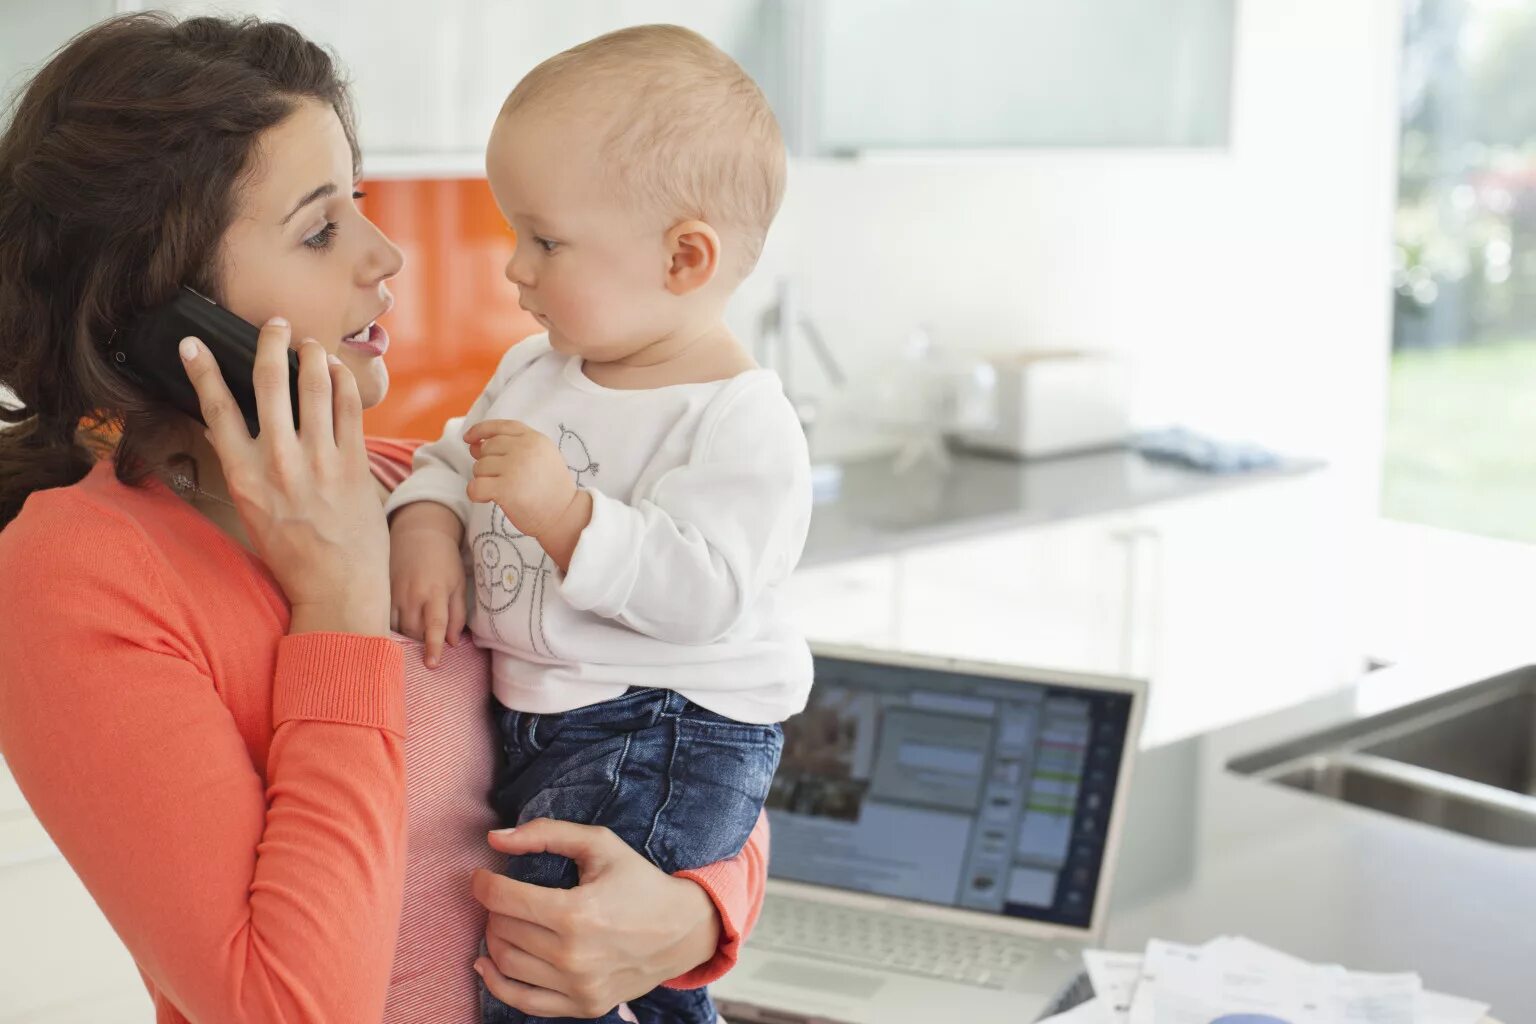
[463,420,578,538]
[389,502,468,669]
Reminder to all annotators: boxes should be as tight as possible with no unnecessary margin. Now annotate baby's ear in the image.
[664,219,721,296]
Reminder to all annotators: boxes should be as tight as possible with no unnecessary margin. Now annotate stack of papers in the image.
[1043,936,1491,1024]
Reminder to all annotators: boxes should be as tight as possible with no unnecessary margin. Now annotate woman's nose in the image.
[375,232,406,283]
[362,219,406,285]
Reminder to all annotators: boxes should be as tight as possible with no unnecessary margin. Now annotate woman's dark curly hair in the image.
[0,12,358,527]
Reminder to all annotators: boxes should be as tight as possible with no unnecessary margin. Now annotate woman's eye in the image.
[352,189,367,201]
[304,222,339,250]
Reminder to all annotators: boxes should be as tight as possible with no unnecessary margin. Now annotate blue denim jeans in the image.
[481,687,783,1024]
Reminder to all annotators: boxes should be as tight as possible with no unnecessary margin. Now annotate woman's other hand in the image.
[471,820,721,1019]
[180,317,390,636]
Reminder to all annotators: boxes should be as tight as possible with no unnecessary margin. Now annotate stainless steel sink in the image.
[1230,667,1536,847]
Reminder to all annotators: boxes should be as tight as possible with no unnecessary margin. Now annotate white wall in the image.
[730,0,1402,522]
[2,0,1403,515]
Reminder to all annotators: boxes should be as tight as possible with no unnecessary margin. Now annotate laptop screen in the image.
[766,652,1136,930]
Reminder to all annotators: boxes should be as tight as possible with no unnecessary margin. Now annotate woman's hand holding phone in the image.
[180,317,391,637]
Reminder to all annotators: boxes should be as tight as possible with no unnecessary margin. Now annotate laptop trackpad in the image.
[752,960,885,998]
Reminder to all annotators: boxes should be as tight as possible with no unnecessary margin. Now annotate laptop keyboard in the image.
[749,895,1050,990]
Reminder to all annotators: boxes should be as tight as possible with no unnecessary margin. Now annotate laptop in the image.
[712,643,1144,1024]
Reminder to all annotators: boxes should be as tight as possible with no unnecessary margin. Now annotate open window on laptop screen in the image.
[767,653,1136,930]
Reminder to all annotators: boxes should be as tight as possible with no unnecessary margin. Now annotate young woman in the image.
[0,13,766,1023]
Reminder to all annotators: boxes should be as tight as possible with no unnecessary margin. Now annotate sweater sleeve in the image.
[561,375,812,645]
[0,497,406,1023]
[666,811,770,989]
[384,335,552,527]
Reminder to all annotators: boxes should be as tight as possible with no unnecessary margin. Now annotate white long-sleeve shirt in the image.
[385,335,813,724]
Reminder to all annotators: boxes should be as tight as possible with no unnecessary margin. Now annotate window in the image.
[1384,0,1536,542]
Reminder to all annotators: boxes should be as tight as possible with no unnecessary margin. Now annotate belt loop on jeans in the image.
[660,690,686,718]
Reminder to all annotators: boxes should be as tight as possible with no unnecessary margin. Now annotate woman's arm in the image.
[472,813,770,1017]
[670,810,769,988]
[0,499,407,1023]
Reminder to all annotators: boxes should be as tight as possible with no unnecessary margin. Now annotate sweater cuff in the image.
[272,633,406,737]
[383,465,471,526]
[664,813,769,989]
[666,860,746,990]
[560,488,630,614]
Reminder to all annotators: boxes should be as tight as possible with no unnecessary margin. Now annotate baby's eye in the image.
[534,236,559,253]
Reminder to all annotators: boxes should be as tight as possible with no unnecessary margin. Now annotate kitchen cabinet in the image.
[781,553,902,650]
[788,473,1360,747]
[892,512,1148,678]
[1132,475,1357,744]
[135,0,785,167]
[813,0,1234,152]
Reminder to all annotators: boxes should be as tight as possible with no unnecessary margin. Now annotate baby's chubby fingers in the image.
[463,419,534,457]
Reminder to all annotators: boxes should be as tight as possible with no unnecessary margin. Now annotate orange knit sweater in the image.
[0,442,766,1023]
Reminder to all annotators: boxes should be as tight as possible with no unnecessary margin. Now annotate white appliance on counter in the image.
[713,643,1144,1024]
[953,351,1131,460]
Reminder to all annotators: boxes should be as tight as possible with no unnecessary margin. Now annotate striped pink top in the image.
[369,440,769,1023]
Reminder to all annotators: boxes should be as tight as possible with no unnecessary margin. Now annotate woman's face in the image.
[217,99,404,409]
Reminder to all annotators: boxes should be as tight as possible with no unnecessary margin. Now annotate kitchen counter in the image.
[803,446,1325,566]
[1104,656,1536,1021]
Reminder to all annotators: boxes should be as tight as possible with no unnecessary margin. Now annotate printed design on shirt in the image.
[557,424,599,484]
[471,424,599,658]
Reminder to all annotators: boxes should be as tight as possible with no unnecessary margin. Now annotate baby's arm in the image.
[561,377,811,644]
[389,502,465,667]
[385,338,552,664]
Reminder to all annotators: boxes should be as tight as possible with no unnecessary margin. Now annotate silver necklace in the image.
[167,470,237,509]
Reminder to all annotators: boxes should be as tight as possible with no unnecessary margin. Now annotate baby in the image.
[385,25,811,1024]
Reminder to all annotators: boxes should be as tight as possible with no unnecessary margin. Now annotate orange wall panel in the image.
[358,177,541,440]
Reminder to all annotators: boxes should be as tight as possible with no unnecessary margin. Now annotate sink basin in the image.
[1359,684,1536,797]
[1231,667,1536,847]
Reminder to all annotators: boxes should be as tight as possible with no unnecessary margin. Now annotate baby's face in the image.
[486,110,677,362]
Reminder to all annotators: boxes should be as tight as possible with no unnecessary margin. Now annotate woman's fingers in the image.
[329,358,366,458]
[489,819,621,873]
[294,341,334,449]
[472,868,564,924]
[251,318,298,443]
[484,912,564,965]
[484,933,567,993]
[474,959,586,1019]
[179,336,253,454]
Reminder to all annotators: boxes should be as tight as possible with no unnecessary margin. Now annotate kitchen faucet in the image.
[754,276,846,442]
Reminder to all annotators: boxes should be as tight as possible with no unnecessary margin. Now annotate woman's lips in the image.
[341,321,389,357]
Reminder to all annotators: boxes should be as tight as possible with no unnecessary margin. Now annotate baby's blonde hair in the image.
[501,24,786,278]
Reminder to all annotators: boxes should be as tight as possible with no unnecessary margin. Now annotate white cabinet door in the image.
[1135,474,1359,744]
[790,475,1359,749]
[892,514,1143,676]
[145,1,779,164]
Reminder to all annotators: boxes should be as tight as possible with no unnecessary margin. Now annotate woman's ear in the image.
[664,220,722,296]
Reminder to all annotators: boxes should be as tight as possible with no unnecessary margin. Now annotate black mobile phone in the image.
[108,287,301,437]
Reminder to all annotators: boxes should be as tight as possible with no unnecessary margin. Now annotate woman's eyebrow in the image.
[281,182,338,225]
